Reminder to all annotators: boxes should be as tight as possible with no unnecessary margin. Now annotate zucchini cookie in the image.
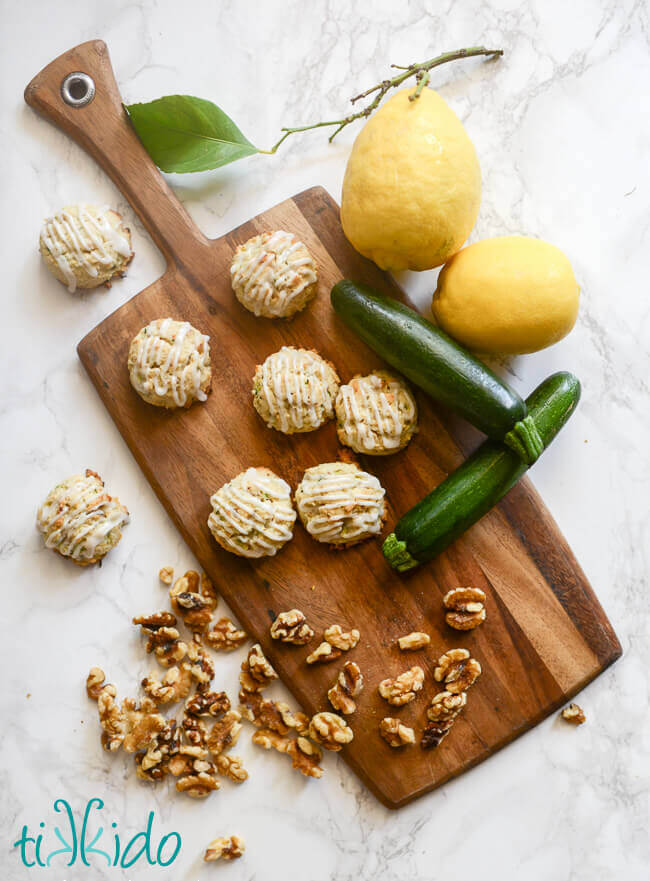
[39,204,132,292]
[336,370,417,455]
[128,318,211,409]
[230,230,318,318]
[208,467,296,558]
[36,469,129,566]
[295,462,386,547]
[252,346,339,434]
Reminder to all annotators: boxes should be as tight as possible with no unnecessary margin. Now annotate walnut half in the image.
[270,609,314,645]
[443,586,487,630]
[308,712,353,751]
[380,718,415,748]
[433,649,481,694]
[324,624,360,651]
[561,703,586,725]
[327,661,364,715]
[204,835,245,862]
[378,666,424,707]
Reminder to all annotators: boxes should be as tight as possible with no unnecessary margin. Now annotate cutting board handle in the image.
[24,40,208,264]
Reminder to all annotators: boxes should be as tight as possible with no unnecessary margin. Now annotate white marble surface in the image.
[1,0,649,878]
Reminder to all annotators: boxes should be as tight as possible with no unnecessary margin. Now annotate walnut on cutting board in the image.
[433,649,481,694]
[443,587,487,631]
[324,624,360,651]
[397,631,430,651]
[328,661,364,715]
[270,609,314,645]
[380,718,415,748]
[378,666,424,706]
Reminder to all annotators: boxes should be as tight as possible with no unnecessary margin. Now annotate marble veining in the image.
[1,1,648,879]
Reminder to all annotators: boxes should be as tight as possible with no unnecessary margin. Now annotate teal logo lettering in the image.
[13,798,181,869]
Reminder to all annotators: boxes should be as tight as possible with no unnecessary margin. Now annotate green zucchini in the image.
[331,280,543,463]
[383,372,581,571]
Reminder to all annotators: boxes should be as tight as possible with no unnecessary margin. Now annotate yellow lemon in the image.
[340,88,481,271]
[433,236,580,354]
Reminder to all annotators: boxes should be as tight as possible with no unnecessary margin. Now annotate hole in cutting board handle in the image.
[60,72,95,107]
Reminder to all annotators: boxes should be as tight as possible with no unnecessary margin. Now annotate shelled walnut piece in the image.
[327,661,364,715]
[324,624,360,651]
[270,609,314,645]
[378,666,424,707]
[561,703,586,725]
[158,566,174,585]
[206,710,242,755]
[95,685,166,754]
[239,690,309,735]
[306,641,342,665]
[141,664,193,706]
[169,569,217,633]
[86,667,115,700]
[251,728,323,778]
[397,631,430,651]
[216,754,248,782]
[204,835,245,862]
[443,587,486,631]
[421,690,467,750]
[380,717,415,747]
[204,616,248,651]
[239,643,279,693]
[434,649,481,694]
[308,712,353,751]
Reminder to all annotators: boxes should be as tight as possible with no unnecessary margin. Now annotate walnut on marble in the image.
[433,649,481,694]
[215,754,248,783]
[206,710,242,755]
[158,566,174,585]
[204,616,248,651]
[380,717,415,748]
[169,569,216,633]
[324,624,360,651]
[397,631,430,651]
[141,664,193,706]
[185,690,231,718]
[251,728,323,778]
[240,644,278,692]
[378,666,424,706]
[327,661,364,715]
[443,587,487,631]
[86,667,116,701]
[308,711,353,751]
[561,703,586,725]
[239,690,309,735]
[270,609,314,645]
[204,835,245,862]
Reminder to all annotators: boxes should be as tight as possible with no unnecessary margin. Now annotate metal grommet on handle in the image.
[60,71,95,107]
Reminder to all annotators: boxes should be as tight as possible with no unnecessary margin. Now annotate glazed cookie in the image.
[295,462,386,547]
[36,469,129,566]
[230,230,318,318]
[252,347,339,434]
[39,204,132,292]
[208,467,296,558]
[128,318,211,409]
[336,370,418,455]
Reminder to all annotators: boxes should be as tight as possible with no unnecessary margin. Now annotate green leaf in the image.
[124,95,259,173]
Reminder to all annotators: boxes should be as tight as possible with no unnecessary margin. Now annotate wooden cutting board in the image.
[26,40,621,808]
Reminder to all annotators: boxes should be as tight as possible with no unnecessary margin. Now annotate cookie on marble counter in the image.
[36,469,129,566]
[128,318,211,409]
[295,461,386,547]
[207,467,296,558]
[230,230,318,318]
[39,203,133,292]
[252,346,339,434]
[336,370,418,455]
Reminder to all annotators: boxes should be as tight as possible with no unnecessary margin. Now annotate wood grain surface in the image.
[26,41,621,808]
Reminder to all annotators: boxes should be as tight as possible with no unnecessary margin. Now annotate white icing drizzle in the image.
[208,468,296,558]
[231,230,317,317]
[338,373,416,453]
[36,471,129,562]
[255,347,336,433]
[296,463,386,544]
[130,319,210,407]
[40,204,131,292]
